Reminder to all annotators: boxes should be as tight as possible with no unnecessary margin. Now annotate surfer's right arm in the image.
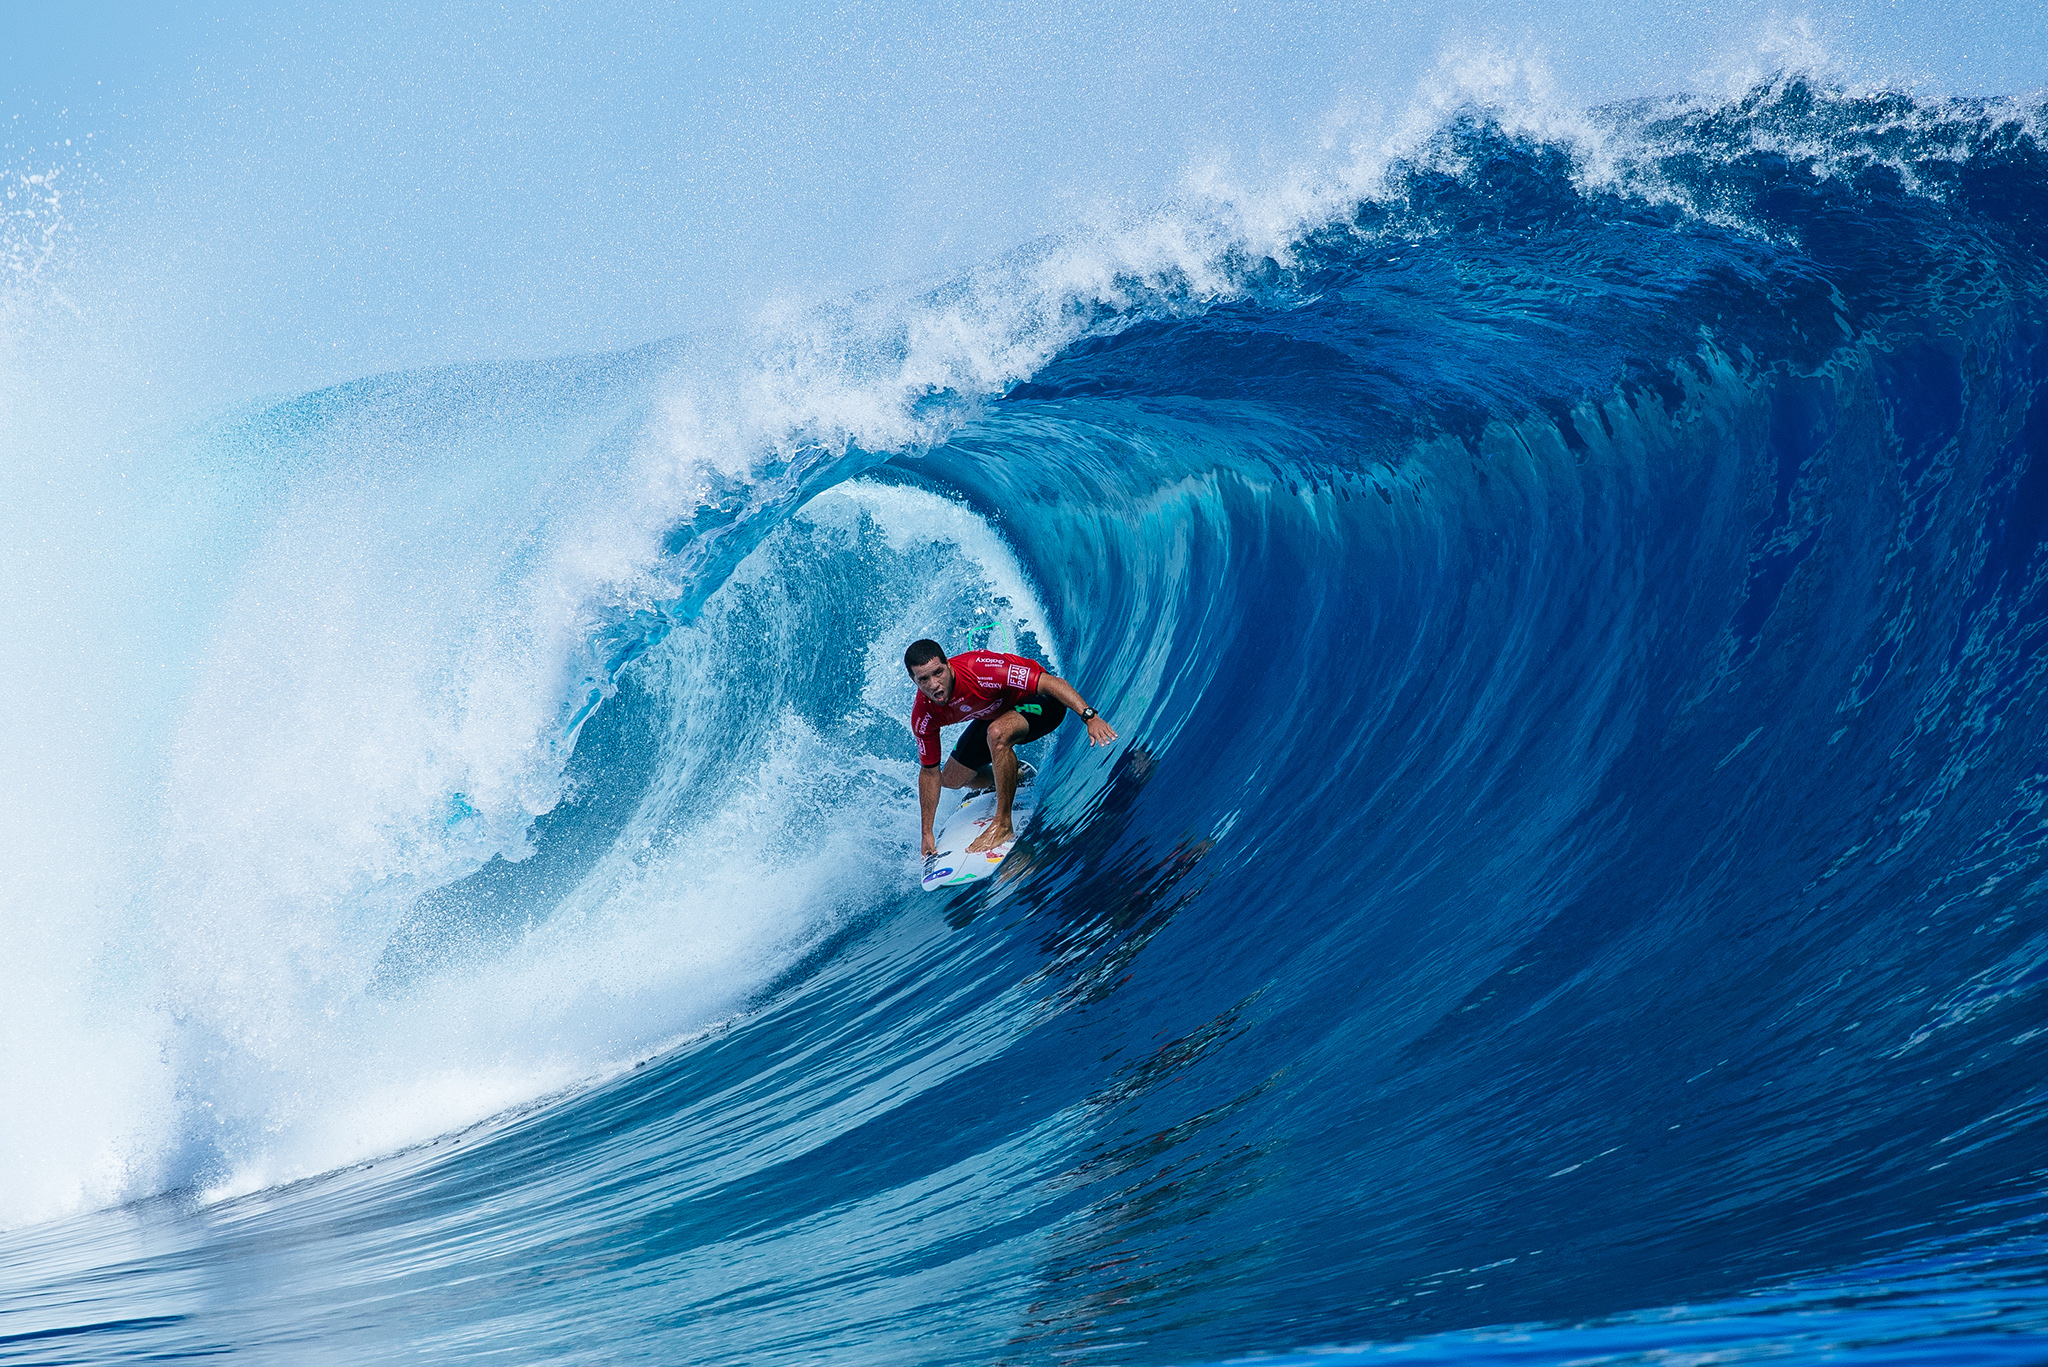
[919,764,942,858]
[912,693,942,858]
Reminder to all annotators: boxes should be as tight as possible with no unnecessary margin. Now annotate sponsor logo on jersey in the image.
[1007,663,1031,688]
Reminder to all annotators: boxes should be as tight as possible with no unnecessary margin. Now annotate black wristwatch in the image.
[1080,707,1097,721]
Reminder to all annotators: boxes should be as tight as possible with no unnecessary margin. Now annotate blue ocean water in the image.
[5,79,2048,1365]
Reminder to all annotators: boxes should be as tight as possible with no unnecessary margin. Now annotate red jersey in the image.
[910,650,1047,767]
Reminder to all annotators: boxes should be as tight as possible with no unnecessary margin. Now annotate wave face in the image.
[6,81,2048,1364]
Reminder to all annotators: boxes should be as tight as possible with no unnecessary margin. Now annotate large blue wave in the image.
[5,80,2048,1365]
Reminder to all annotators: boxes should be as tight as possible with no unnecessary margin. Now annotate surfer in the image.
[905,639,1118,857]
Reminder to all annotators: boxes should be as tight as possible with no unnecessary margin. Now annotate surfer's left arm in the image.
[1038,674,1118,746]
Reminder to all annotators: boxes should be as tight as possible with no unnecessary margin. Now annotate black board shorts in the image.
[951,697,1068,770]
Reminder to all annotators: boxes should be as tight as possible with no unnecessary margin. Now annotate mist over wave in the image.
[4,69,2048,1365]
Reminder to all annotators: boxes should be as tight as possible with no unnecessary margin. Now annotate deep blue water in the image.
[6,80,2048,1364]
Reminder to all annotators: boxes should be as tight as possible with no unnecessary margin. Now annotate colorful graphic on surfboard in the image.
[921,778,1036,891]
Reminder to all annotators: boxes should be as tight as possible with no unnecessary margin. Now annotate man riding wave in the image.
[904,638,1118,857]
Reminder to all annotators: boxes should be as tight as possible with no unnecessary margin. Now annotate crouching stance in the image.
[905,639,1118,856]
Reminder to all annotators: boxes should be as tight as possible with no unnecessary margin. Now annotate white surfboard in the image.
[921,786,1036,891]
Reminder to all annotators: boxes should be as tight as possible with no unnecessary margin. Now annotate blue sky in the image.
[6,0,2045,408]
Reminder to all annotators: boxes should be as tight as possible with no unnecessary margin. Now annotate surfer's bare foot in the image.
[965,820,1013,854]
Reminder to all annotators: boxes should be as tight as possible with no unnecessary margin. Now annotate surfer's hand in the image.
[1085,714,1118,746]
[922,832,938,858]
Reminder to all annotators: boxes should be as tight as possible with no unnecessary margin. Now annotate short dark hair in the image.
[903,639,946,672]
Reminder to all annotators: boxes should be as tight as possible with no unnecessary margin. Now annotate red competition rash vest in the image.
[909,650,1047,767]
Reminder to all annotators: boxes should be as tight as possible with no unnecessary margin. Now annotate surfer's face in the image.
[910,656,954,704]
